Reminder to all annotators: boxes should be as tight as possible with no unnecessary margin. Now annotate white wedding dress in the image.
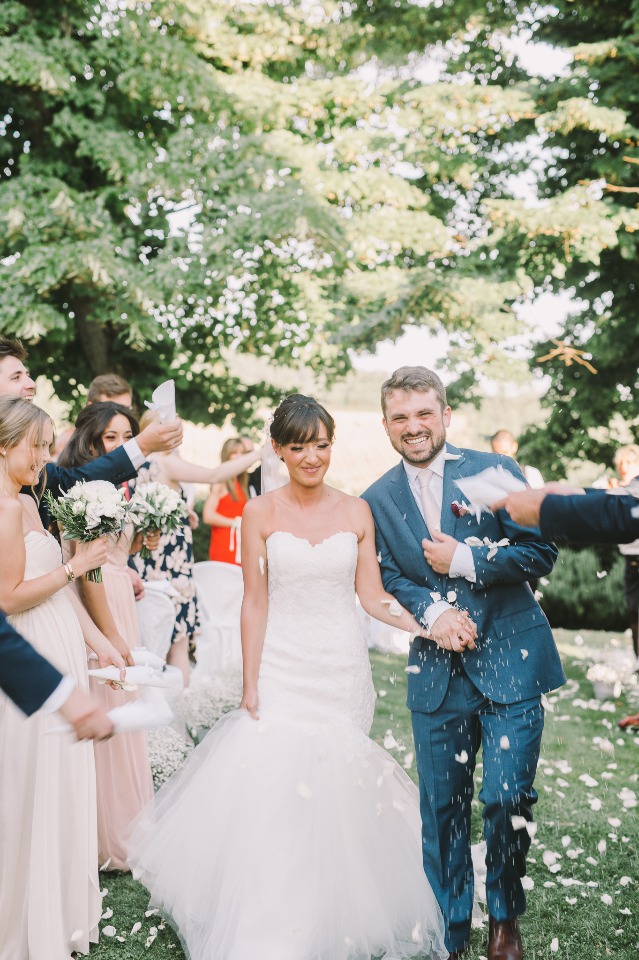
[129,531,447,960]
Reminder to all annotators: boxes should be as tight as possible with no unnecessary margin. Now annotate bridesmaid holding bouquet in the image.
[58,402,155,871]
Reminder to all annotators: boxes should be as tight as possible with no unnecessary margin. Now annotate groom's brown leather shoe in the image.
[488,917,523,960]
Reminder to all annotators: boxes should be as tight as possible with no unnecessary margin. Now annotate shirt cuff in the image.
[123,437,145,470]
[41,676,76,714]
[421,600,452,633]
[449,543,477,582]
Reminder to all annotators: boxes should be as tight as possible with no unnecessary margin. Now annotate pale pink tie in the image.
[418,468,441,535]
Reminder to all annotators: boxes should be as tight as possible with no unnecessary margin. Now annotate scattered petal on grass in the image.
[579,773,599,787]
[102,925,116,937]
[619,877,633,887]
[597,839,607,855]
[383,732,398,750]
[601,893,613,905]
[101,908,113,920]
[550,937,559,952]
[131,922,142,934]
[521,876,534,891]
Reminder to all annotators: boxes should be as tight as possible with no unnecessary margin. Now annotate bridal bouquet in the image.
[45,479,129,582]
[129,482,187,558]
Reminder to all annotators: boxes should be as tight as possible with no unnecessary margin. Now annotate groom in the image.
[362,367,564,960]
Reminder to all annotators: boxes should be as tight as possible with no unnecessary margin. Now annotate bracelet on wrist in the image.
[64,561,75,583]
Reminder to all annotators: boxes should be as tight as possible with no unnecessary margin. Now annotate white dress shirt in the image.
[123,437,146,469]
[41,675,75,714]
[403,446,476,633]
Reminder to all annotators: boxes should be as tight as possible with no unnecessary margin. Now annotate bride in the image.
[129,395,449,960]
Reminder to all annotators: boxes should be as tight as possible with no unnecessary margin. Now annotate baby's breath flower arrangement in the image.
[129,482,187,558]
[147,726,194,789]
[181,672,243,742]
[45,480,129,582]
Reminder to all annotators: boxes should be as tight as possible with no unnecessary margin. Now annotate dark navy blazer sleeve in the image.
[0,610,64,716]
[540,490,639,545]
[45,445,136,498]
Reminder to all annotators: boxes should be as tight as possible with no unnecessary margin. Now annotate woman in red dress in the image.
[204,438,252,566]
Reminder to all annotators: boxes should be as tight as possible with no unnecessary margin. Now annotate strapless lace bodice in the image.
[258,531,375,731]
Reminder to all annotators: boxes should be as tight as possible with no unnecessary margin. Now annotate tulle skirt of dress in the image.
[129,710,448,960]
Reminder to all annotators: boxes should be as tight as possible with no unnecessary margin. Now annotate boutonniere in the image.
[451,500,471,518]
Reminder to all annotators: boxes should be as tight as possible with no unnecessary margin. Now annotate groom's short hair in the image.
[381,366,447,416]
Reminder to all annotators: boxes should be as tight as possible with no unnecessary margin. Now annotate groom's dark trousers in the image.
[363,446,565,953]
[411,655,544,951]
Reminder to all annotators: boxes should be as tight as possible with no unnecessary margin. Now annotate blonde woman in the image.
[0,397,116,960]
[203,437,253,566]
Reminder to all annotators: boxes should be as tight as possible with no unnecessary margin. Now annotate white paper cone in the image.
[455,466,527,510]
[144,379,176,423]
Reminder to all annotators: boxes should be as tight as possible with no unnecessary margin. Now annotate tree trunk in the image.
[75,303,112,377]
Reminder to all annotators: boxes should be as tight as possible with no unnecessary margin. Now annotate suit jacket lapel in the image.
[388,462,429,548]
[441,446,466,537]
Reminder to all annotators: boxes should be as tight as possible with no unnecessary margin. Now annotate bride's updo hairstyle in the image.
[270,394,335,447]
[0,396,53,497]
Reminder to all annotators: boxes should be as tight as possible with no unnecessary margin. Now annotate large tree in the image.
[331,1,639,475]
[0,0,546,422]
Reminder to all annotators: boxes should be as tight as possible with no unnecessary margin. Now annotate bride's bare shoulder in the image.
[243,491,282,530]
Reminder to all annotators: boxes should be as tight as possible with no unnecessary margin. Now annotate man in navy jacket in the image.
[0,610,114,738]
[497,484,639,730]
[496,485,639,544]
[0,337,183,523]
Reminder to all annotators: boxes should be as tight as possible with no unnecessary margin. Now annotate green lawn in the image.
[94,631,638,959]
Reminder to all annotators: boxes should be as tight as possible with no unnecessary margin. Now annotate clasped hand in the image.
[429,608,477,653]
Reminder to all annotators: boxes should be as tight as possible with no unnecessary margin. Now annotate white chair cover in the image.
[192,561,244,676]
[356,600,412,655]
[135,588,176,662]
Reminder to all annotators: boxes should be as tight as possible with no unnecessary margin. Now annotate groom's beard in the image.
[390,428,447,466]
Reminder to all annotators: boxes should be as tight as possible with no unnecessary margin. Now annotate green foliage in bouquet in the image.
[129,482,187,559]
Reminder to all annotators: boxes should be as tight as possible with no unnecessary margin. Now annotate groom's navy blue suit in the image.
[363,446,565,952]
